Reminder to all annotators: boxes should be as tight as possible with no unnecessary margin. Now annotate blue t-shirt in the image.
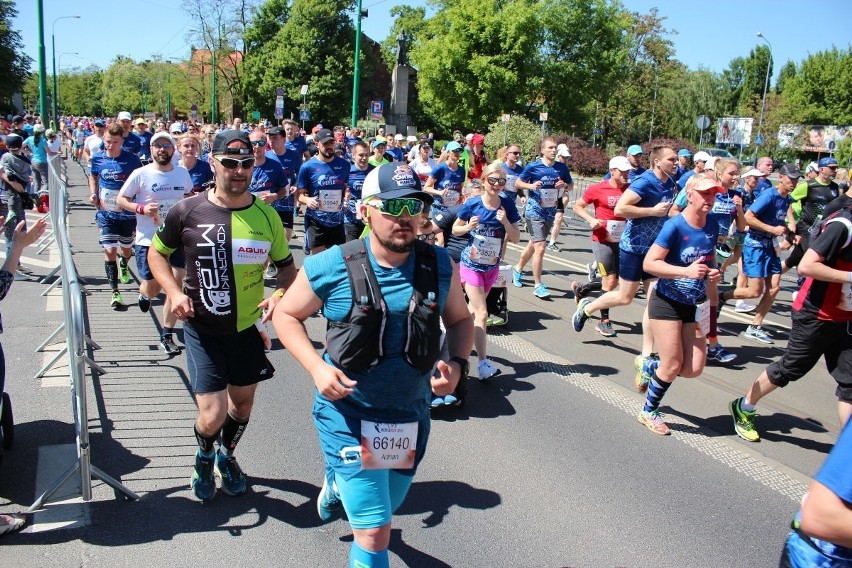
[134,131,153,160]
[285,135,306,156]
[501,162,525,200]
[345,163,374,224]
[674,164,688,183]
[755,177,773,196]
[297,155,350,227]
[304,238,453,422]
[386,147,404,162]
[429,162,466,210]
[678,169,697,190]
[90,150,142,219]
[267,149,301,212]
[744,187,791,248]
[24,136,48,163]
[620,169,675,254]
[249,158,288,211]
[520,160,572,221]
[458,195,520,272]
[653,214,716,305]
[186,159,214,193]
[121,133,141,155]
[707,190,741,237]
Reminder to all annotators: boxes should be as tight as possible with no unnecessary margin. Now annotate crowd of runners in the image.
[3,109,851,566]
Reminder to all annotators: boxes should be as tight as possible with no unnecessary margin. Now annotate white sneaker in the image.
[477,359,499,380]
[734,299,757,313]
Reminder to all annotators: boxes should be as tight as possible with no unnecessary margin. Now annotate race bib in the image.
[100,188,121,212]
[839,283,852,312]
[505,175,518,193]
[444,189,461,206]
[469,234,502,266]
[318,189,342,212]
[157,198,179,223]
[606,220,626,243]
[540,187,557,208]
[696,301,710,336]
[360,421,418,470]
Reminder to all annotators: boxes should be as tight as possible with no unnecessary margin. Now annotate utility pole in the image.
[350,0,366,127]
[36,0,49,122]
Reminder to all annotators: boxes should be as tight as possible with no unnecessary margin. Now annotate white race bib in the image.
[469,233,502,266]
[319,189,342,212]
[100,188,121,212]
[839,282,852,312]
[540,187,557,208]
[360,421,418,470]
[696,301,710,336]
[157,198,180,224]
[606,220,626,243]
[443,189,461,206]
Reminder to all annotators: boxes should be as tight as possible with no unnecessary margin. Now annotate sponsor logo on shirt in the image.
[196,223,231,316]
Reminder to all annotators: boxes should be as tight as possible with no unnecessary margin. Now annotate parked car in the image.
[699,148,735,159]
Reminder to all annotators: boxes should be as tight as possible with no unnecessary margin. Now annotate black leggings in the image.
[784,233,810,269]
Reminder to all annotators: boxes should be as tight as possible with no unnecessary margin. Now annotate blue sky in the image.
[14,0,852,83]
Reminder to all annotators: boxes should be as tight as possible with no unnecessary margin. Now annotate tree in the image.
[0,0,32,111]
[100,56,147,116]
[656,67,730,143]
[781,47,852,125]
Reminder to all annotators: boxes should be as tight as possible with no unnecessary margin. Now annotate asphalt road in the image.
[0,165,840,567]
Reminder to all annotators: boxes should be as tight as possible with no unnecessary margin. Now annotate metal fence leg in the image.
[36,323,65,352]
[27,461,80,512]
[35,345,68,379]
[90,466,139,501]
[39,264,61,284]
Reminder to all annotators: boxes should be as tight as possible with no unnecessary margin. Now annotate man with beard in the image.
[266,126,301,242]
[117,131,192,353]
[149,130,297,500]
[273,162,474,568]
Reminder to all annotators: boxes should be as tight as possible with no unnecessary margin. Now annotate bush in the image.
[569,146,610,176]
[483,115,545,164]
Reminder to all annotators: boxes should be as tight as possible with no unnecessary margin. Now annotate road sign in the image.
[191,104,198,121]
[370,100,384,120]
[274,90,285,120]
[696,115,710,130]
[539,112,548,122]
[299,109,311,122]
[501,114,511,123]
[276,88,284,96]
[593,127,603,136]
[755,134,764,145]
[251,111,261,120]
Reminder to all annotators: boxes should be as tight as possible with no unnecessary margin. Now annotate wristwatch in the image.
[449,356,469,378]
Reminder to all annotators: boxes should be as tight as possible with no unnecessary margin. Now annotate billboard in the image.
[715,117,753,146]
[777,124,851,152]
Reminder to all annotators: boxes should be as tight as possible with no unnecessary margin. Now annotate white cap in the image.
[740,168,767,179]
[118,111,132,121]
[693,151,711,162]
[556,143,571,158]
[609,156,632,171]
[394,133,404,141]
[406,135,417,142]
[169,122,183,134]
[465,133,474,142]
[704,156,718,171]
[150,132,175,146]
[806,161,819,173]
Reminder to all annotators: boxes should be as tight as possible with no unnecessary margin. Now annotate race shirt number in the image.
[606,220,626,243]
[469,233,502,266]
[540,187,557,208]
[444,189,461,206]
[157,198,180,224]
[319,189,342,212]
[696,301,710,335]
[99,188,121,212]
[360,420,418,470]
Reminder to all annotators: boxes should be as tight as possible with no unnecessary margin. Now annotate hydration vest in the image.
[326,238,443,372]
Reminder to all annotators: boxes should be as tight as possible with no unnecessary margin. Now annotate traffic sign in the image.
[501,114,511,123]
[251,111,261,120]
[696,115,710,130]
[539,112,548,122]
[276,88,285,96]
[755,134,764,145]
[370,101,384,120]
[274,90,285,120]
[191,104,198,121]
[299,109,311,122]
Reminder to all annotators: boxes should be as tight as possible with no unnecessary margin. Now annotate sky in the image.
[14,0,852,84]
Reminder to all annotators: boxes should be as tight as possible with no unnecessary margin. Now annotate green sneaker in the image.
[110,291,123,309]
[118,259,131,284]
[729,398,760,442]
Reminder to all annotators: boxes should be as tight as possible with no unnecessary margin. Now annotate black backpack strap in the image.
[339,239,384,321]
[411,239,439,303]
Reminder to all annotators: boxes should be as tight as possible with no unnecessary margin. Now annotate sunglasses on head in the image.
[486,177,507,186]
[369,198,426,217]
[214,156,255,169]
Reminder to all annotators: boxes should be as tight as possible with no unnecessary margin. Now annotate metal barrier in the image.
[28,158,138,512]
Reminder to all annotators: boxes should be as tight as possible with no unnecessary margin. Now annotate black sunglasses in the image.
[214,156,255,169]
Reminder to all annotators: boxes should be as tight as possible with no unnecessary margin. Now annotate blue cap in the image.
[371,138,386,149]
[361,163,433,204]
[677,148,692,157]
[818,157,838,168]
[446,141,463,152]
[94,119,105,126]
[627,144,643,156]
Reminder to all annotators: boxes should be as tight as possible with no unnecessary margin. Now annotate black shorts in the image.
[766,309,852,401]
[344,221,365,242]
[277,209,294,229]
[306,217,345,250]
[184,322,275,393]
[648,288,696,323]
[556,196,565,212]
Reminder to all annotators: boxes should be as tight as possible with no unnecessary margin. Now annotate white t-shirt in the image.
[409,157,437,183]
[84,135,103,158]
[47,138,62,153]
[118,164,192,246]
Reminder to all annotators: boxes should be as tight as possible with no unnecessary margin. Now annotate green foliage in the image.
[101,56,147,116]
[656,66,730,143]
[781,46,852,125]
[244,0,290,53]
[381,5,427,71]
[836,137,852,170]
[0,0,32,110]
[482,115,543,163]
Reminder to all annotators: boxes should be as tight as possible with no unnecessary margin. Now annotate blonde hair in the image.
[714,157,740,181]
[480,161,506,181]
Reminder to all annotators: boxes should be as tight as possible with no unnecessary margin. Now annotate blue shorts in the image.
[96,211,135,249]
[184,323,274,393]
[742,245,781,278]
[134,244,185,280]
[619,249,653,283]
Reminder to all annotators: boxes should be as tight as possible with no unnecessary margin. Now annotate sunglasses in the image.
[214,156,255,169]
[507,151,520,155]
[152,143,174,150]
[369,198,426,217]
[486,177,507,186]
[250,140,266,147]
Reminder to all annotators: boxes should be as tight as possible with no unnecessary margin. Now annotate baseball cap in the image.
[740,168,767,179]
[150,132,175,147]
[6,134,22,149]
[315,128,334,144]
[169,122,183,134]
[609,156,632,171]
[693,151,711,162]
[94,119,105,127]
[627,144,643,156]
[34,124,45,133]
[267,126,284,136]
[704,157,718,171]
[779,164,802,179]
[371,138,386,149]
[446,141,463,152]
[465,133,474,142]
[394,133,404,141]
[11,115,22,123]
[361,163,432,204]
[211,130,251,155]
[556,144,571,158]
[806,162,819,173]
[677,149,692,157]
[818,157,838,168]
[688,175,725,193]
[117,111,132,121]
[406,135,417,142]
[134,117,147,125]
[471,133,485,145]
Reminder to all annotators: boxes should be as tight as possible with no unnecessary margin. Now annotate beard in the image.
[154,153,172,166]
[373,222,415,253]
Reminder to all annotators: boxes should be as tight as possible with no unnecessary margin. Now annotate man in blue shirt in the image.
[604,144,646,184]
[297,128,350,254]
[266,126,302,242]
[134,118,154,162]
[284,119,308,160]
[117,111,141,156]
[673,148,691,182]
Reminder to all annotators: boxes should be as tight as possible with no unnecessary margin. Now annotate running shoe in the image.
[638,410,671,435]
[118,260,131,284]
[633,354,657,393]
[478,359,500,380]
[546,242,559,252]
[13,271,33,281]
[443,393,461,406]
[138,294,151,313]
[191,452,216,501]
[729,397,760,442]
[215,450,247,496]
[595,320,617,337]
[707,345,736,364]
[572,298,591,332]
[486,313,506,326]
[17,264,33,274]
[511,267,524,288]
[734,300,757,313]
[265,263,278,279]
[586,262,597,283]
[317,477,343,523]
[571,281,585,305]
[110,291,123,309]
[743,325,773,345]
[430,395,445,409]
[533,283,551,299]
[160,333,180,355]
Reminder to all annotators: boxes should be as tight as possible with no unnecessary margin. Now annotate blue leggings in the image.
[336,468,414,529]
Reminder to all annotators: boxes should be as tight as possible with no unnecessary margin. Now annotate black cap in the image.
[315,128,334,144]
[211,130,251,156]
[267,126,284,136]
[6,134,23,149]
[11,115,22,123]
[778,164,802,179]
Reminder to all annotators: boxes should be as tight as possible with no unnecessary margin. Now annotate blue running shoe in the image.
[572,298,591,332]
[707,345,736,364]
[317,477,344,523]
[533,283,551,298]
[512,267,524,288]
[191,451,216,501]
[430,395,444,408]
[215,449,247,496]
[442,393,460,406]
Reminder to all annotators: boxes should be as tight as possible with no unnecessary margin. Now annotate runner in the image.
[88,123,143,309]
[177,134,213,194]
[677,151,710,190]
[500,143,525,208]
[116,132,192,353]
[272,161,474,568]
[265,126,301,242]
[424,141,466,246]
[344,141,374,242]
[546,143,574,252]
[296,128,349,254]
[117,111,141,156]
[636,173,723,435]
[570,156,631,337]
[149,130,297,501]
[72,121,88,162]
[83,119,105,166]
[134,118,153,162]
[409,142,436,184]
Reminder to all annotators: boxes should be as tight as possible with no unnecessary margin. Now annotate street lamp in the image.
[52,15,81,128]
[351,1,367,127]
[756,32,772,145]
[56,52,79,118]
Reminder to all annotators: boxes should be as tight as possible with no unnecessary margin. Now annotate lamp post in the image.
[756,32,773,145]
[56,52,79,118]
[51,15,81,128]
[351,0,367,127]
